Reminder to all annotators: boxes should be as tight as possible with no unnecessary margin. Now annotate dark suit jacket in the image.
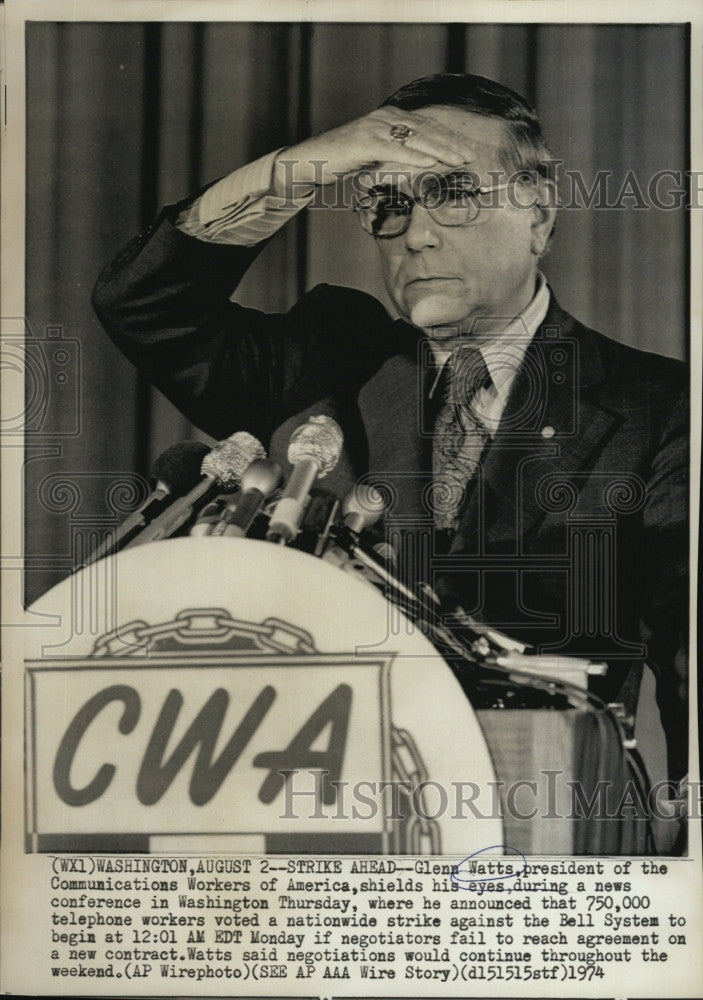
[92,208,689,780]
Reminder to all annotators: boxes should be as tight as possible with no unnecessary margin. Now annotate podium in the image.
[24,536,654,855]
[24,538,501,856]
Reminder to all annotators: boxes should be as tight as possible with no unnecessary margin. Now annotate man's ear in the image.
[531,179,558,257]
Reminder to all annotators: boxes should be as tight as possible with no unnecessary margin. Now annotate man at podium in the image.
[92,72,688,787]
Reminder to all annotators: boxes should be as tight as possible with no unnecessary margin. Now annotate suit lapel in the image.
[358,349,430,524]
[271,298,622,552]
[450,300,622,553]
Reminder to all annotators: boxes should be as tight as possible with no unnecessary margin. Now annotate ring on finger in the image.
[389,123,416,144]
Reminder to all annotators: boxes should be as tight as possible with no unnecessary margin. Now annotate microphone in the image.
[126,431,265,546]
[338,481,394,563]
[266,415,343,544]
[342,483,387,533]
[330,482,430,602]
[189,497,229,536]
[210,458,282,537]
[81,440,210,566]
[296,488,340,555]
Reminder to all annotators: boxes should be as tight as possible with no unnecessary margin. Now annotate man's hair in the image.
[382,73,555,181]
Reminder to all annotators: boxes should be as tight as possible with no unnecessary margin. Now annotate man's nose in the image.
[403,203,441,251]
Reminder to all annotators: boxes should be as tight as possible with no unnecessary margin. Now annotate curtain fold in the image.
[25,21,688,605]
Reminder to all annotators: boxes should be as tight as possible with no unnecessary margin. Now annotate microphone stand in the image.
[328,522,606,701]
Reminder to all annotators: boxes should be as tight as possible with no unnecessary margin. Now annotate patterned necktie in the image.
[431,347,491,532]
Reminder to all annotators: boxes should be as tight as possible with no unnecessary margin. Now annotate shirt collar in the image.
[428,272,550,400]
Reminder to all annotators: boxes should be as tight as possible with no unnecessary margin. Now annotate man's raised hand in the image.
[272,106,476,198]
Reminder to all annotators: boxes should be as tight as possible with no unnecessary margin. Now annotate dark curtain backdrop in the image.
[25,22,688,606]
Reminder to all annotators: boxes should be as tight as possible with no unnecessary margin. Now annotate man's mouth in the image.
[405,276,459,288]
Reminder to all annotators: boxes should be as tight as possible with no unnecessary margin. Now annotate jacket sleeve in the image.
[92,207,395,442]
[638,386,690,782]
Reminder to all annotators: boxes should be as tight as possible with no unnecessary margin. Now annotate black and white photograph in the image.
[1,1,701,996]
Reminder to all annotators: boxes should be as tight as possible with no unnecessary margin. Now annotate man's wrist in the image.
[175,148,315,245]
[271,150,319,202]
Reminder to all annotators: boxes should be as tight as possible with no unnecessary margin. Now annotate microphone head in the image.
[202,431,266,490]
[150,440,211,496]
[239,458,282,498]
[342,483,387,529]
[287,415,343,478]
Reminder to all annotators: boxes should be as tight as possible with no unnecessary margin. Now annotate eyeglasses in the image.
[354,172,510,238]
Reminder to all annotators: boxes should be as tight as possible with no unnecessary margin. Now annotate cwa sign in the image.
[25,651,392,854]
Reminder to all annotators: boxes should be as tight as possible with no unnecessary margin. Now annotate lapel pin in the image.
[541,425,556,439]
